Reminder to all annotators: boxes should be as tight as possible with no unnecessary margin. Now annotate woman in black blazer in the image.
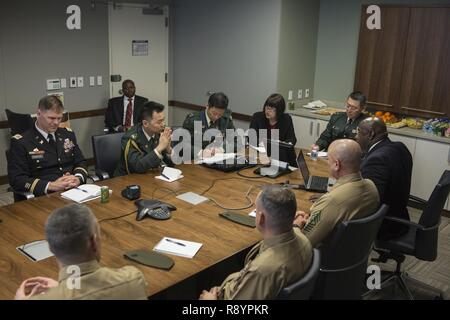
[249,93,297,145]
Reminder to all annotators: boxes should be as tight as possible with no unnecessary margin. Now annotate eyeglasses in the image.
[346,104,361,111]
[265,106,276,112]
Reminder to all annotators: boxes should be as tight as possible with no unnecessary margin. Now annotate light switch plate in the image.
[60,78,67,88]
[69,77,77,88]
[298,89,303,99]
[97,76,103,86]
[77,77,84,88]
[305,89,310,98]
[288,90,293,101]
[89,76,95,86]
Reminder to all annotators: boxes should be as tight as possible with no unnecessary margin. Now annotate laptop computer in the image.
[253,139,297,178]
[202,154,256,172]
[296,151,331,192]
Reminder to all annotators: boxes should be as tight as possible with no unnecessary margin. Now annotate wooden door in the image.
[354,6,410,112]
[398,8,450,118]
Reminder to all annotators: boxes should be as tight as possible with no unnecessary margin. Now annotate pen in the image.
[161,173,171,180]
[165,238,186,247]
[76,187,88,193]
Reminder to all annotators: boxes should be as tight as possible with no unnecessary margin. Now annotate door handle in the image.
[309,122,313,136]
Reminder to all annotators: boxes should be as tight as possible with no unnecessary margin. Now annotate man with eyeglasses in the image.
[182,92,237,159]
[312,91,368,151]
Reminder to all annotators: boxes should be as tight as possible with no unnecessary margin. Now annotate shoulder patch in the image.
[131,134,138,140]
[12,134,23,140]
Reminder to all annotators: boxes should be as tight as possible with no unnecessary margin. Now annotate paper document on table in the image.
[153,237,202,258]
[156,167,184,182]
[306,151,328,158]
[199,153,236,164]
[248,209,256,217]
[17,240,54,262]
[249,144,266,153]
[61,184,101,203]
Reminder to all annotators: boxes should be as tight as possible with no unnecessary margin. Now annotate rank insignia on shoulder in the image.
[65,127,73,132]
[131,134,137,140]
[12,134,23,140]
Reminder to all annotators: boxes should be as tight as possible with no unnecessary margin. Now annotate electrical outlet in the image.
[305,88,310,98]
[69,77,77,88]
[298,89,303,99]
[288,90,293,101]
[77,77,84,88]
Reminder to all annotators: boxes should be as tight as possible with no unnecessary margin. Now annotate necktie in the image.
[48,134,56,149]
[209,120,214,128]
[124,98,133,127]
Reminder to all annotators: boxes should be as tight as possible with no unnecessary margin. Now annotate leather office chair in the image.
[5,150,35,202]
[91,132,125,179]
[312,204,388,299]
[371,170,450,300]
[277,248,321,300]
[5,109,34,136]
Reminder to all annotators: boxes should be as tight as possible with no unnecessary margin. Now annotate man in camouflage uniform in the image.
[8,95,88,199]
[294,139,379,248]
[181,92,238,159]
[199,186,312,300]
[15,204,148,300]
[115,101,173,176]
[313,91,368,151]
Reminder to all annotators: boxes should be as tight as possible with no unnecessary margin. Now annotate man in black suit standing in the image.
[105,79,148,133]
[356,117,413,240]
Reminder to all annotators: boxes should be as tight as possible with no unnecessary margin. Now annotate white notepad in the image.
[176,192,209,205]
[248,209,256,217]
[155,167,184,182]
[61,184,102,203]
[16,240,54,262]
[153,237,202,259]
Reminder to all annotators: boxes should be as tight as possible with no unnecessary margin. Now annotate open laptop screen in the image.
[296,151,310,183]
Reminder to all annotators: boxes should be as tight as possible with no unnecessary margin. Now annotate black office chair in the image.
[371,170,450,300]
[277,248,321,300]
[5,150,35,202]
[312,204,388,299]
[5,109,34,136]
[91,132,125,179]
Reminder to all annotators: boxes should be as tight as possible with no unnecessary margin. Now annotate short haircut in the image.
[38,95,64,112]
[122,79,135,88]
[45,204,96,263]
[263,93,285,119]
[258,185,297,231]
[208,92,229,109]
[348,91,366,107]
[141,101,165,120]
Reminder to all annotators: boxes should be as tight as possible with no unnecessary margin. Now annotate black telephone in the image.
[135,199,176,221]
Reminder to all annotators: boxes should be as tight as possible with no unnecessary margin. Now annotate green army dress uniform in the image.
[315,112,367,151]
[115,124,174,176]
[295,173,379,248]
[31,260,148,300]
[218,230,312,300]
[8,125,88,196]
[181,109,237,158]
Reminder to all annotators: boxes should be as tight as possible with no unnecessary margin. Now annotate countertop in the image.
[288,107,450,144]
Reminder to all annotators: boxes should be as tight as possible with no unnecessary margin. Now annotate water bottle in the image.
[311,146,319,161]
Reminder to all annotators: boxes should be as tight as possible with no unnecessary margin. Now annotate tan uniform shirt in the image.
[31,260,148,300]
[298,173,379,248]
[219,230,312,300]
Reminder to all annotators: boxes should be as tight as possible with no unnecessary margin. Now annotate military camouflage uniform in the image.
[114,124,173,176]
[315,112,367,150]
[31,260,148,300]
[295,173,379,248]
[181,109,239,158]
[8,125,88,196]
[218,230,312,300]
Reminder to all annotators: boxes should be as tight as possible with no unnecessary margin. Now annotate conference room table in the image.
[0,154,329,299]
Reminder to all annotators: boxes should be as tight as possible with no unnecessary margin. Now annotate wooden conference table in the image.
[0,155,329,299]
